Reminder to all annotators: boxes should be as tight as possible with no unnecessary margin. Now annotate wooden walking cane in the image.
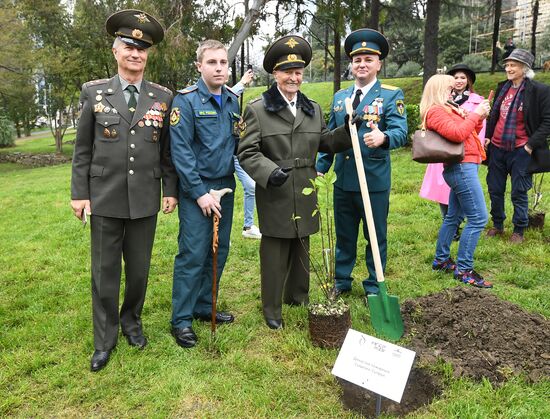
[344,97,404,341]
[209,188,233,335]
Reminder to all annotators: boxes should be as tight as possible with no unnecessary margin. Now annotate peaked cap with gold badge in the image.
[263,35,313,73]
[106,9,165,49]
[344,28,389,60]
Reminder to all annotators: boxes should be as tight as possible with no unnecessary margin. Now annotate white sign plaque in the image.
[331,329,416,403]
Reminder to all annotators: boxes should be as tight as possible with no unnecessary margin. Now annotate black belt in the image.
[274,158,314,168]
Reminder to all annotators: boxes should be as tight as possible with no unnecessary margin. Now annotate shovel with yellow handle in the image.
[344,97,404,341]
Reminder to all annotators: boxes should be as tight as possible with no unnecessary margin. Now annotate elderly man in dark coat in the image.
[237,35,351,330]
[485,48,550,243]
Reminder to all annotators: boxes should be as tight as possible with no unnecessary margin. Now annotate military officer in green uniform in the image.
[238,35,351,329]
[316,29,408,297]
[71,9,178,371]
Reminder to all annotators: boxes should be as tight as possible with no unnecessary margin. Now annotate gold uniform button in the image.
[129,170,134,175]
[130,144,136,149]
[129,157,135,162]
[130,130,136,135]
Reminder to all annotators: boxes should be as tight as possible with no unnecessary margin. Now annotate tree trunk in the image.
[491,0,502,74]
[364,0,370,27]
[422,0,441,86]
[324,25,329,82]
[227,0,267,64]
[333,28,341,93]
[531,0,539,60]
[369,0,380,30]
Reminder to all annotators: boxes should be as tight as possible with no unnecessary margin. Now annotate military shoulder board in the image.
[178,85,198,95]
[381,84,399,91]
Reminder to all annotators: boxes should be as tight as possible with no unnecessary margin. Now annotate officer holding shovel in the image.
[316,29,408,298]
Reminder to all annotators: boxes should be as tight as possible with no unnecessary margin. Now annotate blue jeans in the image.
[486,144,532,233]
[435,163,488,272]
[234,156,256,228]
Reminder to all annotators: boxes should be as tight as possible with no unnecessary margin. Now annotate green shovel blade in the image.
[367,282,404,341]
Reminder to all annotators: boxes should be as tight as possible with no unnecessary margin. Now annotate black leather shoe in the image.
[196,312,235,324]
[171,327,197,348]
[124,334,147,349]
[265,318,284,330]
[90,350,111,372]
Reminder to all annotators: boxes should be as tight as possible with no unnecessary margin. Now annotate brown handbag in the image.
[412,112,464,164]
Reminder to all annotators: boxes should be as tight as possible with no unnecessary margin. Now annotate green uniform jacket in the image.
[316,81,408,191]
[71,76,178,219]
[237,83,351,239]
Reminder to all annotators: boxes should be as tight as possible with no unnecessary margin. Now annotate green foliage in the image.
[0,113,15,147]
[462,54,492,73]
[438,18,471,67]
[396,61,422,78]
[300,171,343,312]
[406,104,420,144]
[384,62,399,78]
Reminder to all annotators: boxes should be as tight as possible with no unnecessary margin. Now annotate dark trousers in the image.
[486,144,533,232]
[171,177,235,329]
[259,235,310,321]
[333,186,389,295]
[90,214,157,351]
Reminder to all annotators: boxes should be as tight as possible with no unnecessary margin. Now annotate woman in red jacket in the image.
[420,74,493,288]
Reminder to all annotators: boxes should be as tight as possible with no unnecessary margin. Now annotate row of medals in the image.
[138,102,166,129]
[333,97,384,123]
[93,89,166,138]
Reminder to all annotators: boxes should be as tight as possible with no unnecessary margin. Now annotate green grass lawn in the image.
[0,129,76,158]
[243,72,550,110]
[1,138,548,417]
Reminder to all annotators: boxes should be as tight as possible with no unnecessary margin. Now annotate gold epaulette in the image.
[381,84,399,91]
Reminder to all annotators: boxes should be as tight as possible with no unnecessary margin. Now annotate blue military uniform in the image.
[316,29,408,295]
[169,77,239,328]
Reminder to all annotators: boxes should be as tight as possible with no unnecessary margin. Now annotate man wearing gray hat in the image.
[485,48,550,243]
[71,9,178,371]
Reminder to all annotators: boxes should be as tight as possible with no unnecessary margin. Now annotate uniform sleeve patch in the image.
[396,99,405,115]
[170,108,180,126]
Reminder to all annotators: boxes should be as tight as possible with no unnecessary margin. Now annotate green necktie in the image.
[126,85,138,112]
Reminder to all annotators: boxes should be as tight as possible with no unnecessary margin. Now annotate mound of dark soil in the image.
[401,286,550,384]
[338,286,549,417]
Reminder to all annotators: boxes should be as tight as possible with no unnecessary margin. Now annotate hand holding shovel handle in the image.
[344,98,404,341]
[344,98,385,283]
[209,187,233,334]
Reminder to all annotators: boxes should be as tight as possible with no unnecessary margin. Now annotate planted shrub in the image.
[0,114,15,148]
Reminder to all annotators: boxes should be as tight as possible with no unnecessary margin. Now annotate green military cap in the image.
[106,9,164,49]
[344,28,389,60]
[263,35,312,73]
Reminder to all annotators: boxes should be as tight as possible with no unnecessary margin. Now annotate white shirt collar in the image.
[353,78,377,98]
[277,86,297,116]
